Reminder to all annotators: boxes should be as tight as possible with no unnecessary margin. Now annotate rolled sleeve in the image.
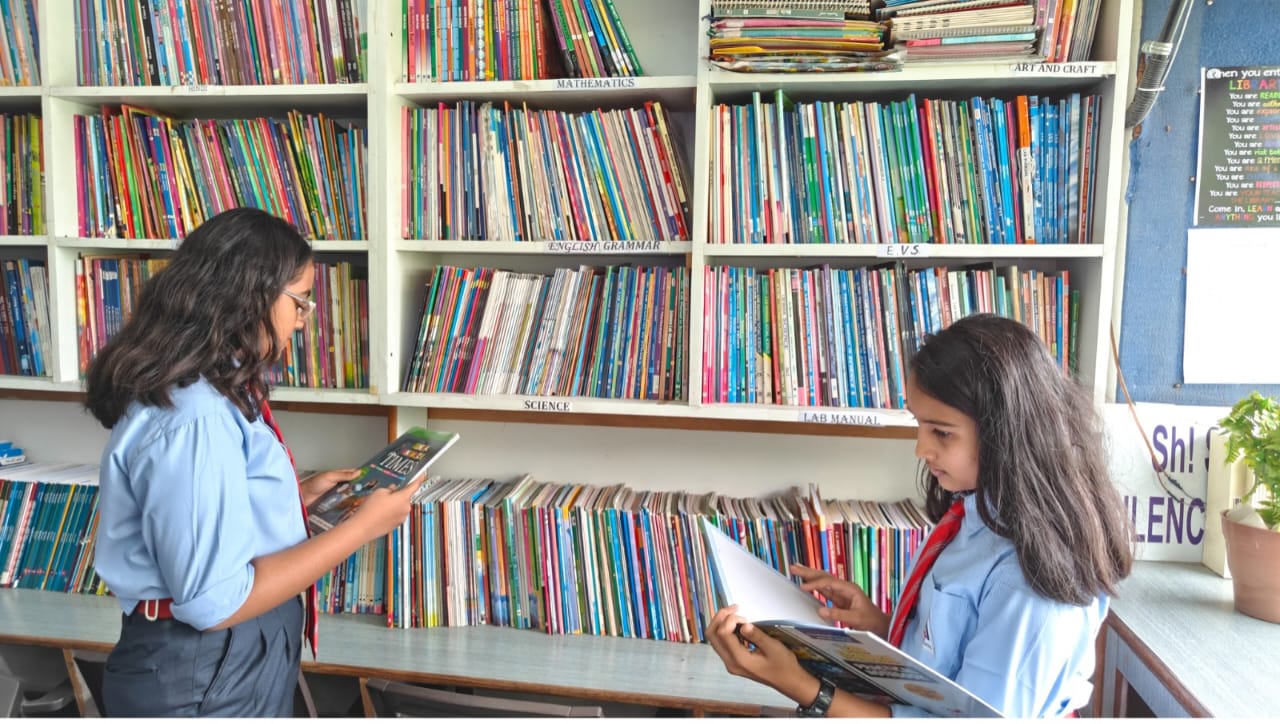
[130,413,256,630]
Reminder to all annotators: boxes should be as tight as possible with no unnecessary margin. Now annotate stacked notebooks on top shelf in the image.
[707,0,1105,69]
[876,0,1104,64]
[384,478,930,641]
[707,0,900,73]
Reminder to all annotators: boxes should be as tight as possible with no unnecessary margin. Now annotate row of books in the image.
[0,462,398,613]
[0,464,105,595]
[268,260,371,390]
[402,264,690,401]
[0,0,38,86]
[386,476,928,640]
[74,0,366,86]
[0,114,42,236]
[710,90,1100,246]
[319,537,387,615]
[402,100,689,242]
[405,0,642,82]
[74,253,372,390]
[702,263,1075,408]
[1,258,51,378]
[74,254,170,377]
[74,105,367,241]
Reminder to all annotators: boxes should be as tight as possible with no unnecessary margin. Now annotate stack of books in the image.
[879,0,1040,63]
[708,1,897,73]
[876,0,1105,63]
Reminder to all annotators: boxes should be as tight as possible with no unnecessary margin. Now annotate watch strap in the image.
[796,677,836,718]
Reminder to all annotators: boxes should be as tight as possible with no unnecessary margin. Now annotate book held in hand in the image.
[699,519,1001,718]
[307,427,460,533]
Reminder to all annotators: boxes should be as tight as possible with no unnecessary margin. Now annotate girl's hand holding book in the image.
[299,468,361,507]
[706,604,818,707]
[791,563,891,637]
[342,477,426,541]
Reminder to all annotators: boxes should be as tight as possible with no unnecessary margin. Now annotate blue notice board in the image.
[1119,0,1280,404]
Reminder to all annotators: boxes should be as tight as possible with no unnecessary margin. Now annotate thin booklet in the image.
[700,519,1002,718]
[307,427,460,533]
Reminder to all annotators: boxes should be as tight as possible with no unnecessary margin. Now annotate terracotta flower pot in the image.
[1221,511,1280,623]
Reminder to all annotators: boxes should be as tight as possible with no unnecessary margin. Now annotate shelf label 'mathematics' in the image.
[797,411,885,426]
[554,77,638,90]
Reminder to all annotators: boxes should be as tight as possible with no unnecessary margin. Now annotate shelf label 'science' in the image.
[523,399,574,413]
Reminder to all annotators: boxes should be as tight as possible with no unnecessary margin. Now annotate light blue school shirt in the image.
[95,378,306,631]
[889,493,1106,718]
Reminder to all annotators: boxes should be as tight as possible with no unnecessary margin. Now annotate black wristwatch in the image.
[796,677,836,718]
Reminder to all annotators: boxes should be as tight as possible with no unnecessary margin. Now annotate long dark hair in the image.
[85,208,313,428]
[910,314,1132,604]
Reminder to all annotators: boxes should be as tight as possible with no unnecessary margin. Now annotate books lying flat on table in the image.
[307,427,460,533]
[700,519,1002,718]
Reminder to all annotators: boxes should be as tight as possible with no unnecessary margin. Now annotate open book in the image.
[700,519,1001,718]
[307,427,460,533]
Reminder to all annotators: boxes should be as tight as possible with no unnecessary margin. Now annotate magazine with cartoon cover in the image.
[700,518,1001,718]
[306,427,459,533]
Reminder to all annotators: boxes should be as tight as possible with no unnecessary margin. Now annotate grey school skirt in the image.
[102,596,303,717]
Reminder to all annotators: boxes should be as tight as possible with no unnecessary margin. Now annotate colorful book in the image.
[307,427,461,533]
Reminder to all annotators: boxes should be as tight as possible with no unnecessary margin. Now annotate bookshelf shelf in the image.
[51,237,179,251]
[699,244,1108,260]
[48,84,370,115]
[0,236,47,247]
[382,390,918,428]
[270,387,378,405]
[0,376,78,393]
[394,75,699,109]
[1,0,1139,443]
[705,62,1120,98]
[395,240,693,256]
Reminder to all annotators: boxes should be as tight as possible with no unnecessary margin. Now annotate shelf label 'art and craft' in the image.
[1195,66,1280,226]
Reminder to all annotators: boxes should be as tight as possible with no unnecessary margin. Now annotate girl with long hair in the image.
[707,313,1133,718]
[86,208,419,716]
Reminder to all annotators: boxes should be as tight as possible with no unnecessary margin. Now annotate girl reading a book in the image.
[705,314,1132,718]
[85,208,422,717]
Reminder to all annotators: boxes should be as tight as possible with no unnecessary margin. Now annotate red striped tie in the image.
[887,498,966,648]
[260,399,320,659]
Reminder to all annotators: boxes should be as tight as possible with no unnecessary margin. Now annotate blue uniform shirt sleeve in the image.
[128,413,256,629]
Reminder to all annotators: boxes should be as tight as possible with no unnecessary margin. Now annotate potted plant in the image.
[1218,391,1280,623]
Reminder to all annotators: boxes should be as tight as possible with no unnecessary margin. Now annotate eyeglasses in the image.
[282,289,317,321]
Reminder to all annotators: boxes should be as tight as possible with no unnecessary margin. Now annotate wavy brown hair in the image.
[85,208,313,428]
[910,314,1133,604]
